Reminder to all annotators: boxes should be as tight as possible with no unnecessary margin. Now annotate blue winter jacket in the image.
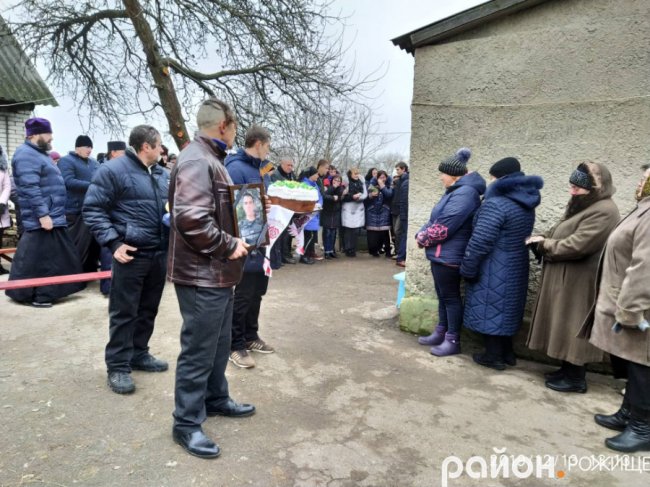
[82,150,170,253]
[11,141,68,231]
[58,152,99,215]
[302,178,323,231]
[417,172,486,266]
[365,177,393,229]
[225,148,272,273]
[461,172,543,336]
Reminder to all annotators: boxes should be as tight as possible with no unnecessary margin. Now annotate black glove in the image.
[527,242,542,264]
[0,202,6,214]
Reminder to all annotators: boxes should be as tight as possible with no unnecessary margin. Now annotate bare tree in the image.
[369,151,408,174]
[8,0,371,149]
[272,97,393,176]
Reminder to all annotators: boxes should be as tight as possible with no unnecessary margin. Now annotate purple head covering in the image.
[25,117,53,136]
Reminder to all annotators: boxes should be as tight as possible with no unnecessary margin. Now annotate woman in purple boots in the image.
[416,148,486,356]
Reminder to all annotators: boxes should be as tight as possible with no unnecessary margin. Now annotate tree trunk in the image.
[122,0,189,150]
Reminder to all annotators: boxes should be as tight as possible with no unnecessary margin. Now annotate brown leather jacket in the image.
[167,134,244,288]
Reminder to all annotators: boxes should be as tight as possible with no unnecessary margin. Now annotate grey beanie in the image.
[439,148,471,176]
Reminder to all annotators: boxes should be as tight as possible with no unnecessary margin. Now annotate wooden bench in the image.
[0,270,112,291]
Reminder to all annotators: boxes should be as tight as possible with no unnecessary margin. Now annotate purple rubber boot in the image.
[430,332,461,357]
[418,325,447,346]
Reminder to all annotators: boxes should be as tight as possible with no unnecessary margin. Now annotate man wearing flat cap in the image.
[5,118,85,307]
[59,135,101,275]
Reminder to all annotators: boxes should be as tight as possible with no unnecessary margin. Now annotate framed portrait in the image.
[229,183,270,248]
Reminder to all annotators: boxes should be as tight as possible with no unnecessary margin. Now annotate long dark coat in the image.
[461,172,543,336]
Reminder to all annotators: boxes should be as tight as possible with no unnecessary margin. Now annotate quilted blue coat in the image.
[461,172,543,336]
[417,172,486,266]
[11,141,68,231]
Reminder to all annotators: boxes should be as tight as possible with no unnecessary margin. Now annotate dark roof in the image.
[0,16,57,107]
[392,0,550,55]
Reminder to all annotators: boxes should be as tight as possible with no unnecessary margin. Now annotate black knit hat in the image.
[438,148,471,176]
[107,141,126,152]
[75,135,93,148]
[569,163,593,190]
[490,157,521,178]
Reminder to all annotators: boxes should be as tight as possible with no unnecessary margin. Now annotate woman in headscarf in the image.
[527,162,619,392]
[587,164,650,453]
[461,157,543,370]
[416,148,486,356]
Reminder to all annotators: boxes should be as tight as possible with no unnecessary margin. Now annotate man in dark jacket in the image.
[391,162,408,263]
[83,125,170,395]
[97,141,128,297]
[270,157,296,265]
[6,118,85,307]
[394,163,409,267]
[58,135,101,273]
[168,98,253,459]
[225,125,274,369]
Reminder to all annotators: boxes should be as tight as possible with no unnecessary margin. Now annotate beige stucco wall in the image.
[405,0,650,311]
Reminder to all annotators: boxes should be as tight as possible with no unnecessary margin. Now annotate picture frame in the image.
[229,183,270,248]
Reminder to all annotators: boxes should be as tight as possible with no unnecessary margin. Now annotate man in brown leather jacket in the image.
[167,98,255,459]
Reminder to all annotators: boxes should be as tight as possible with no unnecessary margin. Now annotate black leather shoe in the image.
[173,429,221,458]
[282,256,296,264]
[544,367,565,381]
[472,353,506,371]
[107,371,135,394]
[605,418,650,453]
[207,398,256,418]
[299,256,314,265]
[545,377,587,393]
[131,354,168,372]
[595,406,630,432]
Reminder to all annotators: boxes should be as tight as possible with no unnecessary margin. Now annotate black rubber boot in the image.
[545,362,587,393]
[595,401,631,432]
[472,334,506,371]
[544,361,567,381]
[605,407,650,453]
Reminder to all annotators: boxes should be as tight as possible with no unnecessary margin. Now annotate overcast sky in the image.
[13,0,487,159]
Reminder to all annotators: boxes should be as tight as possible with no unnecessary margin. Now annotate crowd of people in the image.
[0,101,408,459]
[2,106,650,457]
[415,147,650,453]
[267,159,410,266]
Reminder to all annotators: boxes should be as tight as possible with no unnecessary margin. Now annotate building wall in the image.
[406,0,650,309]
[0,108,31,161]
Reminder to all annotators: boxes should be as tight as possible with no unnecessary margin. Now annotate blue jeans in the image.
[323,227,337,253]
[430,262,462,334]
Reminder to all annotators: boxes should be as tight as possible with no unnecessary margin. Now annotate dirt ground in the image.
[0,253,648,487]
